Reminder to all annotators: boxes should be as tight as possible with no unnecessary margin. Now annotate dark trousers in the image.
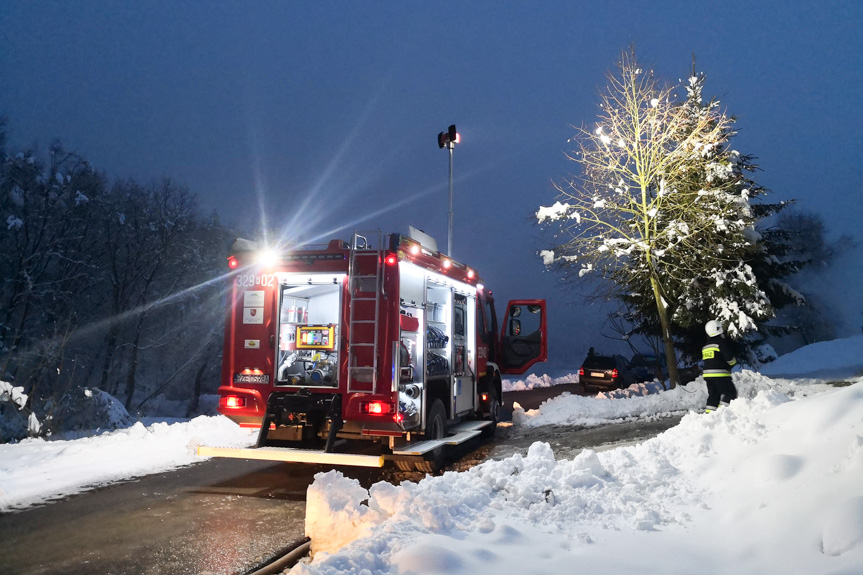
[706,376,737,409]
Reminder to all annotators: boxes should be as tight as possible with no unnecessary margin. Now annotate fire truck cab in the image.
[199,227,546,471]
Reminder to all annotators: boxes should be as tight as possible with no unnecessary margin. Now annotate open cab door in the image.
[499,299,547,375]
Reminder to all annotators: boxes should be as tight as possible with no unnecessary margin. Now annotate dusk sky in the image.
[2,2,861,364]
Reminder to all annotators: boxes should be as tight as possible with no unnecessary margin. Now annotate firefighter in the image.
[701,320,737,413]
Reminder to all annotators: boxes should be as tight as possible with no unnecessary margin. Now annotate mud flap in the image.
[324,394,343,453]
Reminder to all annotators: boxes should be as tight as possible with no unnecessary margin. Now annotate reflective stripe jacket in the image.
[702,335,737,378]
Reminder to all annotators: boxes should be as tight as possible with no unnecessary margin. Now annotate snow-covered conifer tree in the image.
[621,70,777,362]
[537,51,778,383]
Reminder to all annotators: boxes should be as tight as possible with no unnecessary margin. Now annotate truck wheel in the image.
[481,390,499,439]
[415,399,446,474]
[395,460,415,472]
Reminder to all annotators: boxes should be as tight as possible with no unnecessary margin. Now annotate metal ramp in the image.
[346,231,383,393]
[392,420,492,456]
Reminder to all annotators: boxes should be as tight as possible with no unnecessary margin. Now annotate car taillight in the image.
[611,368,619,378]
[220,395,246,409]
[578,367,585,376]
[362,401,394,415]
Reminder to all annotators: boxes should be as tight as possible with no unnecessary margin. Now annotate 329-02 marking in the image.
[235,274,278,287]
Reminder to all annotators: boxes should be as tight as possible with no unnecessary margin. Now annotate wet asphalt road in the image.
[0,384,681,575]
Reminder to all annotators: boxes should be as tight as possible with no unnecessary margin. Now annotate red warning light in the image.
[228,256,239,269]
[363,401,393,415]
[220,395,246,409]
[385,253,398,266]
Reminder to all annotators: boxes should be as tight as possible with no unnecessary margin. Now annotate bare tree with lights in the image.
[537,50,771,388]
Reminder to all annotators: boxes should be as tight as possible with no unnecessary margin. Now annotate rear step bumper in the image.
[197,420,492,467]
[197,445,386,468]
[391,420,490,455]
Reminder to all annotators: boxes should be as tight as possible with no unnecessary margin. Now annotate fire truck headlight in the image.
[256,249,278,268]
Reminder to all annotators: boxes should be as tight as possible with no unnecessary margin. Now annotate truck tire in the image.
[395,459,416,472]
[481,389,500,439]
[415,399,446,474]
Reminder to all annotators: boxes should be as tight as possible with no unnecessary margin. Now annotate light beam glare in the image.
[269,91,387,246]
[300,184,441,246]
[3,269,244,374]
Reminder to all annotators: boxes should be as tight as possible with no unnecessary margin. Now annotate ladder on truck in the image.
[346,231,383,393]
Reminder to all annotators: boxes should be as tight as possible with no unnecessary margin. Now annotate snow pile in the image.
[501,372,577,392]
[760,334,863,379]
[512,379,702,427]
[299,373,863,574]
[511,371,835,428]
[0,416,255,511]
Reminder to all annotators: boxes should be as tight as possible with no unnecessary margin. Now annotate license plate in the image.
[233,373,270,384]
[591,372,605,378]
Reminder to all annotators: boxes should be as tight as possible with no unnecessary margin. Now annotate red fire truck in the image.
[198,227,546,471]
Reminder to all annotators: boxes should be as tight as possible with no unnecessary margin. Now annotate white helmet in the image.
[705,320,723,337]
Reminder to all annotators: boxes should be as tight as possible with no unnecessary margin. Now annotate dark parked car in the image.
[579,354,633,391]
[629,354,667,383]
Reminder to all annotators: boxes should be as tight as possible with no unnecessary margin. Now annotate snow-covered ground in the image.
[299,336,863,574]
[1,336,862,574]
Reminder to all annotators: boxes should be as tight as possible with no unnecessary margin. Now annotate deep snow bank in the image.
[510,370,835,428]
[501,372,578,392]
[299,373,863,574]
[512,379,697,427]
[760,334,863,379]
[0,416,255,511]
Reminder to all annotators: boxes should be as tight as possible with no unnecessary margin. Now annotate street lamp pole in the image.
[437,124,459,257]
[447,142,454,257]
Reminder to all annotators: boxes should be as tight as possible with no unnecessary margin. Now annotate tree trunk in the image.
[3,293,32,381]
[100,321,120,395]
[650,275,680,389]
[123,313,146,411]
[187,363,206,417]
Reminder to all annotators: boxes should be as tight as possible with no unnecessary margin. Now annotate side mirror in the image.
[510,305,522,318]
[527,305,542,314]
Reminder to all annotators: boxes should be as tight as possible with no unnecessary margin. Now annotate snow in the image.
[1,336,862,574]
[296,337,863,574]
[6,214,23,230]
[0,380,29,409]
[501,372,578,392]
[0,416,255,511]
[535,201,573,223]
[512,380,698,428]
[759,334,863,380]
